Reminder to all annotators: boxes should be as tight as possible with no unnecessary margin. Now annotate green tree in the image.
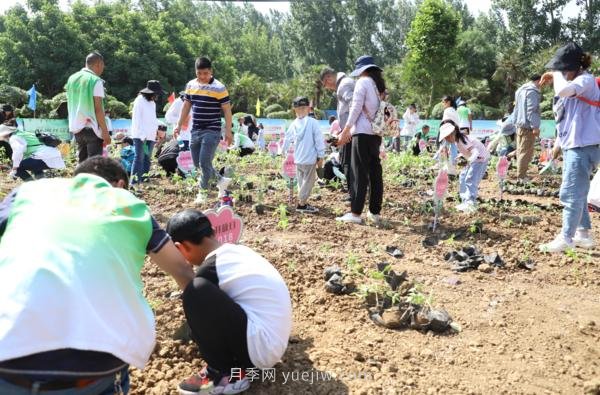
[401,0,461,115]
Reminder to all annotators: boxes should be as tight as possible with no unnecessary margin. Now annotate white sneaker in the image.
[216,177,231,197]
[539,234,574,253]
[456,202,476,213]
[367,212,382,226]
[335,212,363,224]
[456,202,468,211]
[194,191,208,205]
[573,230,596,249]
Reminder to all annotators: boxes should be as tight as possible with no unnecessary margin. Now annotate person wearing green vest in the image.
[0,157,194,394]
[0,125,65,181]
[456,98,473,132]
[66,51,111,163]
[230,128,255,157]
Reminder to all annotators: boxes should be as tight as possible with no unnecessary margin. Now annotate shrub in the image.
[265,103,283,115]
[266,110,293,119]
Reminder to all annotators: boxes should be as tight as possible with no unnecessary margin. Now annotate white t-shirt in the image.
[165,98,191,141]
[205,244,292,369]
[401,109,420,137]
[130,95,158,141]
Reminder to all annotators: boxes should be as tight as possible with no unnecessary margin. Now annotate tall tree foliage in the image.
[401,0,461,114]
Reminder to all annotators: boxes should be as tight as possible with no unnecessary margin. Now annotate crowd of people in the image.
[0,41,598,394]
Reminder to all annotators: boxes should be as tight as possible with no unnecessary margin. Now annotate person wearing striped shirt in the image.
[175,57,233,205]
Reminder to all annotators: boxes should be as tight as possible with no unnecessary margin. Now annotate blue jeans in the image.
[459,160,488,203]
[190,130,221,190]
[450,143,458,164]
[131,139,155,184]
[0,366,129,395]
[560,145,600,241]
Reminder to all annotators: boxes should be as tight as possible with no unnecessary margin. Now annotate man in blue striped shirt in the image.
[175,57,233,204]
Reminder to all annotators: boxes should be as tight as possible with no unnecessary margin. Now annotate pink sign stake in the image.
[176,151,195,175]
[203,205,244,244]
[432,168,449,231]
[496,156,509,200]
[282,152,296,179]
[268,141,278,156]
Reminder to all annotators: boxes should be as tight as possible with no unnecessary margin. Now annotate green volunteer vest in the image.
[65,69,102,128]
[0,174,153,299]
[15,131,42,159]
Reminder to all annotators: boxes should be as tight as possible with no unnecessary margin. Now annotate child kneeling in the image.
[438,121,490,213]
[282,96,325,214]
[167,210,292,395]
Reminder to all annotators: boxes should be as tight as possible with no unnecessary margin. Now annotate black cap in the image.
[545,42,584,71]
[292,96,309,108]
[140,80,165,95]
[2,104,13,112]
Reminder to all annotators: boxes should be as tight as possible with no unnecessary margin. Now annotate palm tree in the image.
[492,50,527,99]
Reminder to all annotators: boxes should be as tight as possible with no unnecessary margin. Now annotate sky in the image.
[0,0,579,20]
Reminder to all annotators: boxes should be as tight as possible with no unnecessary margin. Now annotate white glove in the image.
[9,170,17,180]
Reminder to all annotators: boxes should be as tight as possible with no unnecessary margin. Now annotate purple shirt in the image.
[553,71,600,150]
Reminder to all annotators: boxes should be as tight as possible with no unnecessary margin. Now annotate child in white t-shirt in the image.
[167,209,292,395]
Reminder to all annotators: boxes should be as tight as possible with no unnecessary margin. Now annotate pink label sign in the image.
[282,152,296,179]
[268,141,278,155]
[176,151,194,173]
[203,206,244,244]
[497,156,509,179]
[434,169,449,200]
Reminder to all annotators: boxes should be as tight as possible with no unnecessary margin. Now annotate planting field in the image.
[4,150,598,394]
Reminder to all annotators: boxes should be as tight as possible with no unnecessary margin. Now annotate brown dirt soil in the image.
[3,155,599,395]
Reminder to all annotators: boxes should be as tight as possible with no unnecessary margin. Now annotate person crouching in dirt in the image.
[538,42,600,253]
[230,126,255,157]
[166,209,292,395]
[438,120,490,214]
[282,96,325,214]
[0,157,194,394]
[0,125,65,181]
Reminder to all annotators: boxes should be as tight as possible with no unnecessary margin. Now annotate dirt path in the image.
[128,160,600,395]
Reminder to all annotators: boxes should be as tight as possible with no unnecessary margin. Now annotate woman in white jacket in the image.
[130,80,163,184]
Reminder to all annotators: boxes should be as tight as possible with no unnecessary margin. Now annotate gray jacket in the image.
[513,82,541,129]
[336,72,355,129]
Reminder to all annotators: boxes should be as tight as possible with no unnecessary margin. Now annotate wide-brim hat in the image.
[350,55,382,77]
[0,124,17,140]
[140,80,165,95]
[438,123,456,140]
[545,42,584,71]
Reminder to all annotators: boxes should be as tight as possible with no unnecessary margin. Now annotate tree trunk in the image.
[428,80,435,118]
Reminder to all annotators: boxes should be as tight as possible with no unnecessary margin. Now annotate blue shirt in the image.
[282,116,325,165]
[553,72,600,150]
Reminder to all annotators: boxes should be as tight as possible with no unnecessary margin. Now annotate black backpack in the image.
[35,131,61,147]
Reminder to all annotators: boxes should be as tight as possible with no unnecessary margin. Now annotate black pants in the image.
[182,262,253,374]
[351,134,383,215]
[340,141,354,199]
[239,147,254,157]
[16,158,49,181]
[158,156,178,177]
[74,127,103,163]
